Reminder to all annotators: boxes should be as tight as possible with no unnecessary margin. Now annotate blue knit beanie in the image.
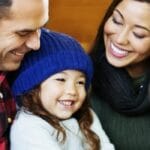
[12,29,93,96]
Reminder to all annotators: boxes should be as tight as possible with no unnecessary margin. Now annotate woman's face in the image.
[104,0,150,70]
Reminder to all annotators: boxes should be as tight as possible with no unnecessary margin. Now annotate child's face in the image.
[40,70,86,119]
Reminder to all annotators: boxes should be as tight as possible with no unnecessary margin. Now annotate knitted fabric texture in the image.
[12,29,93,96]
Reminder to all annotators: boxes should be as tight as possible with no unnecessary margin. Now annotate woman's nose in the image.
[116,27,129,45]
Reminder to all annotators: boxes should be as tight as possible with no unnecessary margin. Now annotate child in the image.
[10,29,115,150]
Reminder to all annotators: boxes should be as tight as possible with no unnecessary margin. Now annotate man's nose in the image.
[25,29,41,50]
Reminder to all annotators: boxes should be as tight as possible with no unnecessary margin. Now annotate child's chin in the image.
[57,113,73,120]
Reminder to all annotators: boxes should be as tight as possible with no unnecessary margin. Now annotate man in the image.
[0,0,49,149]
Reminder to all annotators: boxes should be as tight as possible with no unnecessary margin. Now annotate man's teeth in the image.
[59,100,74,106]
[111,43,128,55]
[12,51,24,56]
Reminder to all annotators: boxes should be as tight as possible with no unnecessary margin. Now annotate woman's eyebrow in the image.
[135,24,150,32]
[114,9,124,20]
[115,9,150,32]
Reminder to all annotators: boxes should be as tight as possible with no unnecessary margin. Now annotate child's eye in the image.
[77,81,85,86]
[56,78,65,82]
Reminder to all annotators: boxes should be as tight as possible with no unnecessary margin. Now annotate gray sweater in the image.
[10,108,114,150]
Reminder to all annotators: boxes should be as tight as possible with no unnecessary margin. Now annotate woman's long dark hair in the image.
[21,85,100,150]
[90,0,121,61]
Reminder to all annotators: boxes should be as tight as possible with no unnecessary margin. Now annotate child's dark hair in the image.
[21,85,100,150]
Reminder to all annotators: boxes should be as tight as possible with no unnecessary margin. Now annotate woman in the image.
[90,0,150,149]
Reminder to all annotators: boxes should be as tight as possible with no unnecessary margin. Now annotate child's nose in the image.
[65,83,77,97]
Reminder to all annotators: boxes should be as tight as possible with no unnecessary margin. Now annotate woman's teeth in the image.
[111,43,128,57]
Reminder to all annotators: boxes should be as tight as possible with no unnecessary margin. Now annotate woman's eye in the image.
[112,17,122,25]
[133,32,145,39]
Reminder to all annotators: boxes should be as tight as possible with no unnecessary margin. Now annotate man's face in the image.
[0,0,49,71]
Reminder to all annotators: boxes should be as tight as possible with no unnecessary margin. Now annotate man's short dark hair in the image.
[0,0,12,19]
[0,0,12,6]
